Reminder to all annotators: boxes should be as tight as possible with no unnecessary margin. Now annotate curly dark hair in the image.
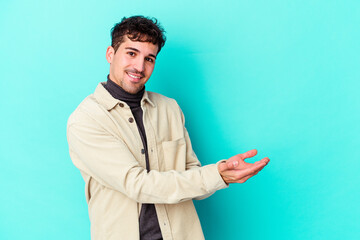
[111,16,166,54]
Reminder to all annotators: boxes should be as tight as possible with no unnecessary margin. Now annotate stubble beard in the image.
[119,78,144,94]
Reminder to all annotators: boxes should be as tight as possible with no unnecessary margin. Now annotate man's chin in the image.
[123,84,143,94]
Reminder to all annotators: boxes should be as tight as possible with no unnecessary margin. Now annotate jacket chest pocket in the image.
[161,137,186,171]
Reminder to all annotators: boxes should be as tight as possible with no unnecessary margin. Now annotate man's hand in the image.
[218,149,270,184]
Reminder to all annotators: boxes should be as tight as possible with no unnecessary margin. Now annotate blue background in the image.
[1,0,359,239]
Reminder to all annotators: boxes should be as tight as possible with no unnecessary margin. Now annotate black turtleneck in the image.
[104,76,163,240]
[104,77,149,157]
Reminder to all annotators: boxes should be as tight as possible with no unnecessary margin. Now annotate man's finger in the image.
[254,157,270,165]
[218,157,241,172]
[238,149,258,160]
[217,161,233,172]
[234,158,269,181]
[237,162,268,183]
[233,161,267,180]
[225,150,260,170]
[219,156,269,172]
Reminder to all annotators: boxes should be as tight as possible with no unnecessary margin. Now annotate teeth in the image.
[128,73,140,79]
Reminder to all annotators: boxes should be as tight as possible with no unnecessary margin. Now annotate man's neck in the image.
[104,75,145,108]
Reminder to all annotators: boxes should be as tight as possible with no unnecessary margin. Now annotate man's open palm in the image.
[218,149,270,184]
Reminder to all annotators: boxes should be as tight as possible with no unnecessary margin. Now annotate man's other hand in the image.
[218,149,270,184]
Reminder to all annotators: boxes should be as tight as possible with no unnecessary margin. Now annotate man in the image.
[67,16,270,240]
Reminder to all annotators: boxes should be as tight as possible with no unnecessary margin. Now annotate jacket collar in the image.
[94,83,155,110]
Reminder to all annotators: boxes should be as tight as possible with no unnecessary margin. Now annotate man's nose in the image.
[133,58,145,72]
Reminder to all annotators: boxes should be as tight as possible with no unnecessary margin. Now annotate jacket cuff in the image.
[202,162,229,192]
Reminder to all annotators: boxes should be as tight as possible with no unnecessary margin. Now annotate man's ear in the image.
[106,46,115,63]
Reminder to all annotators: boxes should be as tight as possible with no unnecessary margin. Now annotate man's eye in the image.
[128,52,135,56]
[145,57,154,63]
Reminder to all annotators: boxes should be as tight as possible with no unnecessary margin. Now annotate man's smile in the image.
[126,71,143,82]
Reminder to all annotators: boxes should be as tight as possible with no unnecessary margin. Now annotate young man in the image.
[67,16,270,240]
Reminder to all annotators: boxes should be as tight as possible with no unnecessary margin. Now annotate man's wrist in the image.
[216,160,229,185]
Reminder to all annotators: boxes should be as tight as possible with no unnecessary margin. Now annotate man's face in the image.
[106,36,158,94]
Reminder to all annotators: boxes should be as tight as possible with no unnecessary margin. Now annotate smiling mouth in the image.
[126,72,143,82]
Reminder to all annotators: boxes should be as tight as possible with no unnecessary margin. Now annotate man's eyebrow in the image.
[149,54,157,59]
[125,47,157,59]
[125,47,140,53]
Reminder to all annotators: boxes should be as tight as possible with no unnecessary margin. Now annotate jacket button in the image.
[128,117,134,123]
[119,103,124,107]
[141,149,145,154]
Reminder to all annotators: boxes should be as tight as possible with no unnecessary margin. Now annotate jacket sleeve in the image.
[67,111,228,204]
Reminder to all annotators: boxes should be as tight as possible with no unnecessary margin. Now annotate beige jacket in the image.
[67,83,228,240]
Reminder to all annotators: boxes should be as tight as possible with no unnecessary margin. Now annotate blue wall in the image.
[1,0,359,239]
